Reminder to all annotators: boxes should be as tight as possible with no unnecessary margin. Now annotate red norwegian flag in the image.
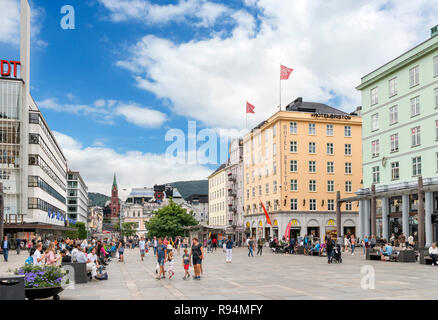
[280,64,293,80]
[260,200,272,226]
[246,101,255,114]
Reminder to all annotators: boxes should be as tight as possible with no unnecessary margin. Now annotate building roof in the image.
[128,188,155,197]
[285,97,348,115]
[208,163,227,178]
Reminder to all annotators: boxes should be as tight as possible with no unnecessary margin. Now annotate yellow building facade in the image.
[243,98,362,240]
[208,164,228,226]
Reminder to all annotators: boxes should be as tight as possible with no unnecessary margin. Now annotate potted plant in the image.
[10,265,68,300]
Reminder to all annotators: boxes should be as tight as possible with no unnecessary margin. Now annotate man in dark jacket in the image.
[1,235,11,262]
[326,236,335,264]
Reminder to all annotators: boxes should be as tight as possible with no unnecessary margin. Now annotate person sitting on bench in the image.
[429,242,438,266]
[310,241,320,255]
[380,243,393,261]
[77,247,100,280]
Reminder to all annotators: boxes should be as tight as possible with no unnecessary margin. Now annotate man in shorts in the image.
[156,238,167,279]
[139,236,146,261]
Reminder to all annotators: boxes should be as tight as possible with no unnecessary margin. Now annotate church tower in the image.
[110,173,120,217]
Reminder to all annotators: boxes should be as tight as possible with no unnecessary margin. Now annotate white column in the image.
[364,200,370,237]
[425,192,433,247]
[402,194,410,237]
[381,197,389,241]
[358,200,364,239]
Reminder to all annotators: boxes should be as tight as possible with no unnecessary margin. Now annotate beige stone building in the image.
[208,164,227,226]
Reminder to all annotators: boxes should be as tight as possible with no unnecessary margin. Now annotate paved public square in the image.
[1,247,438,300]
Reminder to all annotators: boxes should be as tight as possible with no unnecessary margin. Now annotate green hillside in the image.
[169,180,208,199]
[88,192,111,207]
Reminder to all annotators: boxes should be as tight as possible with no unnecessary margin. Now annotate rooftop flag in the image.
[246,101,255,114]
[280,64,293,80]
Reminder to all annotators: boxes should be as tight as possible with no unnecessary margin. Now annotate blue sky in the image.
[1,0,436,195]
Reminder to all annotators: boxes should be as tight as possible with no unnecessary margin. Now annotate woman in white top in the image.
[429,243,438,266]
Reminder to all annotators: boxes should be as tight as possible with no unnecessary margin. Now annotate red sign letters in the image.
[1,60,21,78]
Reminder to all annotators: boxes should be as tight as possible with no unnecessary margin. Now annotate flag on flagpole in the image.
[246,101,255,114]
[260,200,272,225]
[280,64,293,80]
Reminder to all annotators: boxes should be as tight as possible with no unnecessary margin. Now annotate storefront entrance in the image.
[289,227,301,240]
[307,227,320,238]
[264,227,270,240]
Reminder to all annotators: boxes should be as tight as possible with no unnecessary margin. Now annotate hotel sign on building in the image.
[243,97,362,241]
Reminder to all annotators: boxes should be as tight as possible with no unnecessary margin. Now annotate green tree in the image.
[113,223,120,232]
[121,222,137,237]
[145,199,198,238]
[74,222,87,239]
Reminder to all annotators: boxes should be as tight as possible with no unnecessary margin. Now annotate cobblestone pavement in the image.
[1,247,438,300]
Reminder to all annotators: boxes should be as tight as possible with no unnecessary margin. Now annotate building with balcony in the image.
[243,97,362,241]
[208,163,227,226]
[355,26,438,246]
[66,170,89,223]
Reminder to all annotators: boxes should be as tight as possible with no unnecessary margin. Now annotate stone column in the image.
[336,191,341,237]
[363,199,370,238]
[402,194,410,237]
[358,200,364,239]
[425,191,433,247]
[370,185,376,237]
[417,177,425,248]
[381,197,389,241]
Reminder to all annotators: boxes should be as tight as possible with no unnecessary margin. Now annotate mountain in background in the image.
[169,180,208,199]
[88,192,111,207]
[88,180,208,206]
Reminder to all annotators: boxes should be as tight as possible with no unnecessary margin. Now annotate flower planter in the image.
[25,286,64,300]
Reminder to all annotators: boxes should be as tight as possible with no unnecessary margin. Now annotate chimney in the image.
[431,25,438,38]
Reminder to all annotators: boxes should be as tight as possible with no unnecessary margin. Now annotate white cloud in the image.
[98,0,229,27]
[0,0,46,47]
[116,0,438,129]
[115,103,167,128]
[38,98,167,128]
[54,131,211,195]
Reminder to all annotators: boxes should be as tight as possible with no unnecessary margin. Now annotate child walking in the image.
[182,248,190,280]
[168,251,175,279]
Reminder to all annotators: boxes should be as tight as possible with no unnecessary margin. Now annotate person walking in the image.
[212,237,217,251]
[248,237,255,257]
[256,237,263,256]
[118,239,125,263]
[16,238,21,255]
[326,236,335,264]
[167,250,175,279]
[225,236,233,263]
[1,236,11,262]
[139,236,146,261]
[153,236,158,256]
[350,235,356,255]
[182,248,191,280]
[190,238,204,280]
[156,238,167,280]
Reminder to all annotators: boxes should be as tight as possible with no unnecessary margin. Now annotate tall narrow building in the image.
[109,173,120,218]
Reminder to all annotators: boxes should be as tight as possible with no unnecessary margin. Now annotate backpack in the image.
[25,256,33,265]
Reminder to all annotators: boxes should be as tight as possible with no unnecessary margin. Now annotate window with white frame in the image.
[309,199,317,211]
[309,123,316,135]
[327,199,335,211]
[436,153,438,172]
[388,133,398,152]
[345,201,352,211]
[290,141,297,153]
[273,180,277,193]
[326,124,334,136]
[345,162,352,174]
[371,87,378,105]
[290,122,297,134]
[435,88,438,108]
[411,126,421,147]
[309,142,316,154]
[273,143,277,155]
[327,161,334,174]
[246,189,249,199]
[265,166,269,177]
[290,179,298,191]
[252,187,255,197]
[309,180,316,192]
[290,160,297,172]
[436,120,438,140]
[273,124,276,137]
[434,56,438,77]
[371,113,379,131]
[410,96,420,117]
[372,166,380,184]
[309,161,316,173]
[410,65,419,87]
[345,181,352,193]
[258,185,262,196]
[265,183,269,195]
[273,161,277,174]
[412,156,422,176]
[327,180,334,192]
[372,140,379,157]
[391,162,399,180]
[389,105,398,124]
[389,77,397,97]
[344,125,351,137]
[327,143,334,155]
[345,143,351,156]
[290,199,298,211]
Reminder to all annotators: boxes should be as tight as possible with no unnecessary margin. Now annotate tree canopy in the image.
[145,200,198,238]
[121,222,137,237]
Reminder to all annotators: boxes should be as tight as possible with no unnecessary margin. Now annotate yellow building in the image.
[208,163,228,226]
[243,97,362,241]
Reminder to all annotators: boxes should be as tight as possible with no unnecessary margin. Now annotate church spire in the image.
[112,173,117,188]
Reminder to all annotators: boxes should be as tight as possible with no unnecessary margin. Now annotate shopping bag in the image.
[115,251,119,259]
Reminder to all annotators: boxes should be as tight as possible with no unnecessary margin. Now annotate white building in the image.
[208,164,227,226]
[66,170,89,223]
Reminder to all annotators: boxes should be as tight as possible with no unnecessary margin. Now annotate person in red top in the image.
[212,238,217,251]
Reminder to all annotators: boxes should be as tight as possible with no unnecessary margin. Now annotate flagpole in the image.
[279,63,281,111]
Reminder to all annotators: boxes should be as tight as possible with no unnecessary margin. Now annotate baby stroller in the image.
[331,244,342,263]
